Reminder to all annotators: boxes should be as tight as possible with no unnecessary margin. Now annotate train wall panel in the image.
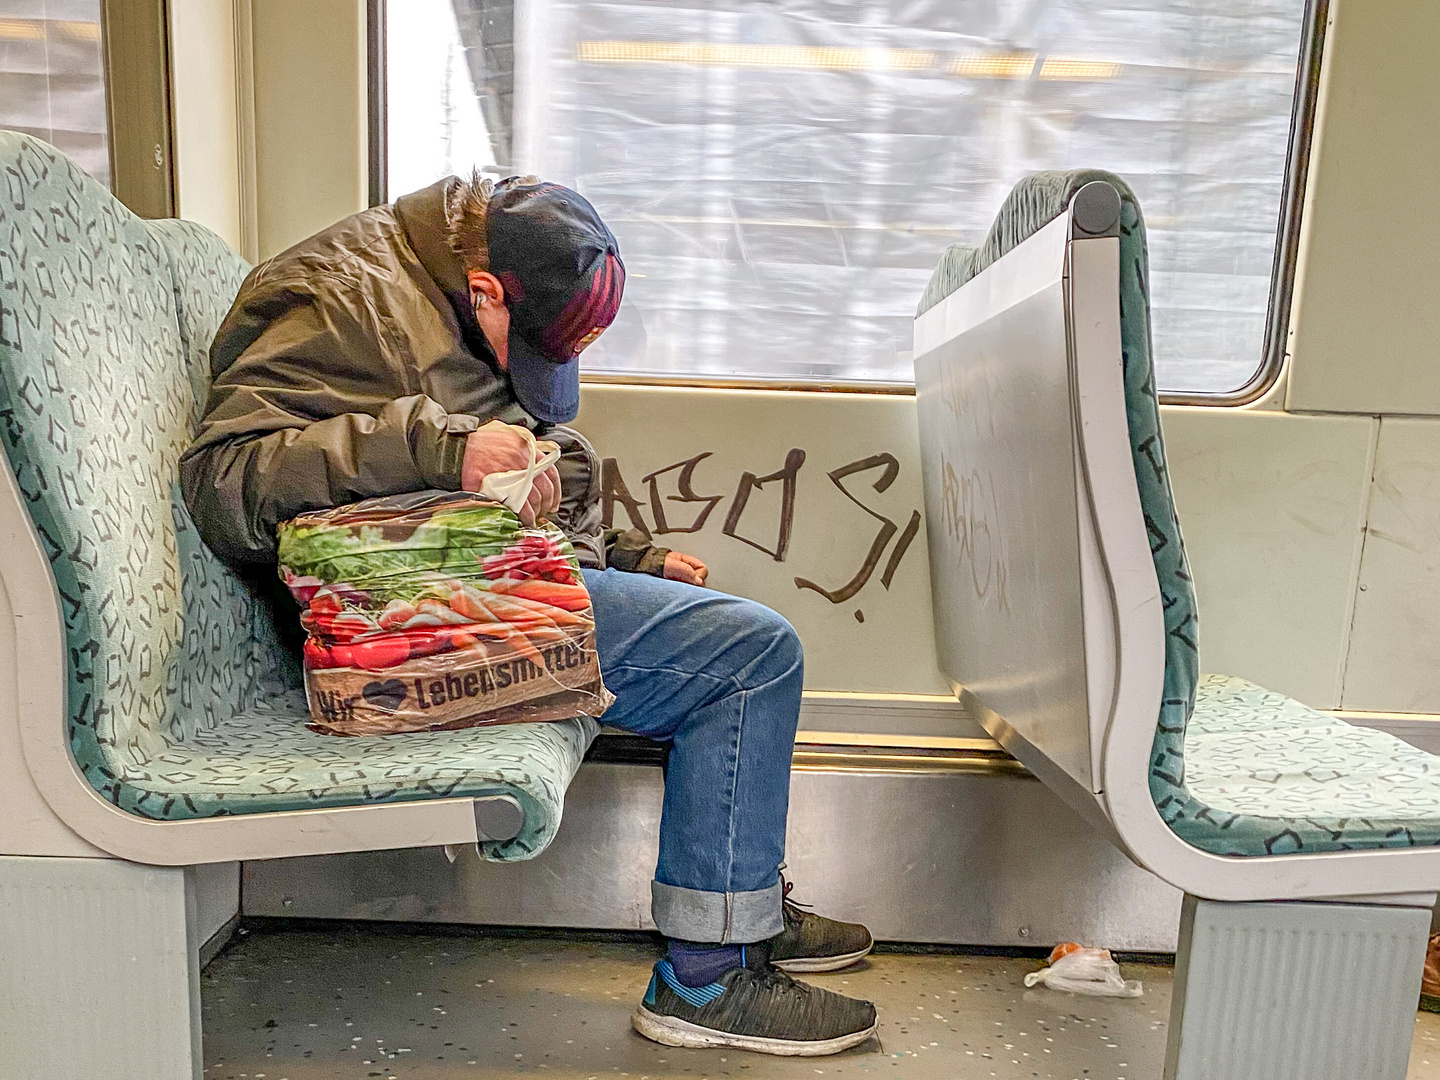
[1286,0,1440,416]
[1343,417,1440,712]
[242,763,1186,951]
[579,385,1431,718]
[249,0,367,259]
[169,0,245,253]
[1162,407,1375,708]
[573,384,952,697]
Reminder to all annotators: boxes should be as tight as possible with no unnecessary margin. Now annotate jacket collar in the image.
[394,177,491,354]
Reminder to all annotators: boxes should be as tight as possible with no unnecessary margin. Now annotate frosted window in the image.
[387,0,1311,394]
[0,1,109,187]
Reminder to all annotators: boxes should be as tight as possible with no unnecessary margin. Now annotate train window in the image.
[381,0,1317,397]
[0,3,108,187]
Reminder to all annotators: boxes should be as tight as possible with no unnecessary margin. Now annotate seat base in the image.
[0,856,201,1080]
[1158,674,1440,856]
[1165,895,1429,1080]
[93,673,596,862]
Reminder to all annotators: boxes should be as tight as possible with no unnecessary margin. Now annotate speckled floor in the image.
[201,925,1440,1080]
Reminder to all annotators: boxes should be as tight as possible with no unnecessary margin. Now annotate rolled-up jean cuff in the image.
[651,879,784,943]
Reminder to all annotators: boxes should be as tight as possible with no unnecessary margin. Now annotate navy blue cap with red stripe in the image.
[486,177,625,423]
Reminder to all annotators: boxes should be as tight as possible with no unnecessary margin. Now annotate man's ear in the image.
[467,270,505,306]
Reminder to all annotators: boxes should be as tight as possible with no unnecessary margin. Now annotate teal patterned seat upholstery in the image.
[918,168,1440,857]
[1180,675,1440,854]
[0,132,595,859]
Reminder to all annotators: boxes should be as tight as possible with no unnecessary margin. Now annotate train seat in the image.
[0,129,597,864]
[1169,673,1440,856]
[0,130,606,1077]
[914,171,1440,1080]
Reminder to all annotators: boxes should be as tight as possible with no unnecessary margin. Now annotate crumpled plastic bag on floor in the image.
[1024,943,1143,998]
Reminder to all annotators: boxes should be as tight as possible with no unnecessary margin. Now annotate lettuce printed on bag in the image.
[277,491,612,736]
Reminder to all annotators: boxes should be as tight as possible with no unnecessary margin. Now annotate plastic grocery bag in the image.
[277,491,613,736]
[1024,943,1143,998]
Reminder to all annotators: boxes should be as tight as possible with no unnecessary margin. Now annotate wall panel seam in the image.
[1337,414,1382,707]
[233,0,259,263]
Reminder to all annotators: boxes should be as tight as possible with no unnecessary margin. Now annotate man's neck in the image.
[395,177,499,371]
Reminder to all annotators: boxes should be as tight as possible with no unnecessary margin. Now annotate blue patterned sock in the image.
[666,940,744,988]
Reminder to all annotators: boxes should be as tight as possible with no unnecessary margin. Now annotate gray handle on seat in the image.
[1071,180,1121,238]
[474,795,525,842]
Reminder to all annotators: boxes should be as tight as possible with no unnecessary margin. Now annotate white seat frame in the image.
[0,455,525,867]
[0,447,526,1079]
[912,182,1436,1080]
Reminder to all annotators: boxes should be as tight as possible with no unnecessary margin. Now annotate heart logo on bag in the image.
[361,679,408,712]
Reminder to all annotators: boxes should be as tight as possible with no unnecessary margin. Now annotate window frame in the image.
[1164,0,1331,408]
[102,0,176,218]
[366,0,388,208]
[367,0,1330,406]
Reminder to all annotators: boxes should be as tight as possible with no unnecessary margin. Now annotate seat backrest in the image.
[913,170,1199,809]
[0,132,275,810]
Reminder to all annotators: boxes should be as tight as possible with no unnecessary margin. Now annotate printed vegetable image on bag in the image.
[277,491,612,736]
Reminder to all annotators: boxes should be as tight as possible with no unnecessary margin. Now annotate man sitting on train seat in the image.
[179,173,879,1056]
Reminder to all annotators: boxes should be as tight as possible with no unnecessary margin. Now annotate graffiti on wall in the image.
[601,450,923,622]
[938,454,1009,612]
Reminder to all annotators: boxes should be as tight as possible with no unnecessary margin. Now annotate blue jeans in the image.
[582,568,802,944]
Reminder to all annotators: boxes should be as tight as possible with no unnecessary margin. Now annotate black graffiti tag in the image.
[793,454,922,604]
[600,456,652,538]
[721,448,806,561]
[598,449,921,603]
[642,452,726,534]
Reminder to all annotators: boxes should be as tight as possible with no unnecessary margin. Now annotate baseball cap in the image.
[486,177,625,423]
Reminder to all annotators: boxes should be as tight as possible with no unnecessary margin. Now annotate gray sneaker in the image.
[632,942,878,1056]
[768,878,874,973]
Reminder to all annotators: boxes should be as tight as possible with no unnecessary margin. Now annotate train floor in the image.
[202,923,1440,1080]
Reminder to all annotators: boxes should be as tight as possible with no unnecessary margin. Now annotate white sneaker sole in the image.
[632,1007,878,1056]
[771,943,874,974]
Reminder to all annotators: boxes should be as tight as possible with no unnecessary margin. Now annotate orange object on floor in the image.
[1049,942,1088,964]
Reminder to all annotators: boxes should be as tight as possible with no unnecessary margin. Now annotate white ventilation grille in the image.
[1167,898,1430,1080]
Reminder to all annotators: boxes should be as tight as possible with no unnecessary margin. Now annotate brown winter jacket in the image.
[179,177,664,575]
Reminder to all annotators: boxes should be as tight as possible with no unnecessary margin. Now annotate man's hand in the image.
[664,551,708,587]
[461,423,561,526]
